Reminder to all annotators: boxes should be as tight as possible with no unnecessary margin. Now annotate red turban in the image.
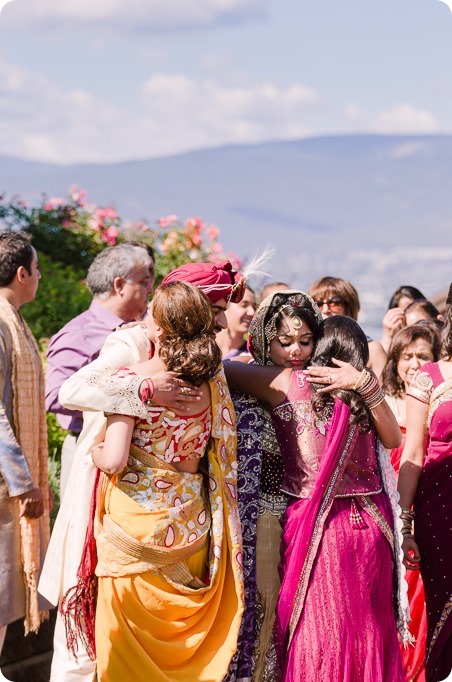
[161,261,246,304]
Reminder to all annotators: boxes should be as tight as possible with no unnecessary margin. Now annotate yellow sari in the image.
[95,370,243,681]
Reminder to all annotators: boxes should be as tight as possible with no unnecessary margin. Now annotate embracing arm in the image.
[59,327,201,417]
[58,328,147,416]
[304,359,400,448]
[223,359,290,407]
[92,414,135,475]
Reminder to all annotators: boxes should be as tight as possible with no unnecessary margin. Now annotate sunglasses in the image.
[314,296,345,311]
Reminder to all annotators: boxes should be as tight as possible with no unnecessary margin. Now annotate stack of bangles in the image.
[400,507,415,539]
[140,377,155,405]
[353,368,386,409]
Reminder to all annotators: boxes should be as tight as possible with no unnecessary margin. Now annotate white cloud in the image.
[140,75,321,151]
[0,0,15,15]
[0,58,322,163]
[344,104,363,122]
[373,104,438,134]
[2,0,267,32]
[341,102,442,137]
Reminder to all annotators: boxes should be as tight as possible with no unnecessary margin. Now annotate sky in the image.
[0,0,452,164]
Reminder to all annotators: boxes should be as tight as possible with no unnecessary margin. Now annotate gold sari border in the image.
[102,513,209,567]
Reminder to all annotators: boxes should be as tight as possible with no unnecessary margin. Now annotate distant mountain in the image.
[1,134,451,332]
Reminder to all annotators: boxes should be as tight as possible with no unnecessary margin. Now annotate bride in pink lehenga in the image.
[225,303,410,681]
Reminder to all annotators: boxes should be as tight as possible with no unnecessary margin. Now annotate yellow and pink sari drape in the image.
[94,371,244,682]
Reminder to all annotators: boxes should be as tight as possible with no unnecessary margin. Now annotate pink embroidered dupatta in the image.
[275,399,358,652]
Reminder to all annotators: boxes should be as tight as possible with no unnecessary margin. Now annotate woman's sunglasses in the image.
[314,296,345,311]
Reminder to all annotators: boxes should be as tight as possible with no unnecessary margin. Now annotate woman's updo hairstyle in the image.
[310,316,371,428]
[152,281,221,384]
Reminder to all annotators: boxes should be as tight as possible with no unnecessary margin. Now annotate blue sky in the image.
[0,0,451,163]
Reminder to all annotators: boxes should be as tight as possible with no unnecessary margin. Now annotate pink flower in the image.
[88,217,101,232]
[69,186,87,207]
[132,221,149,233]
[191,232,202,246]
[96,207,118,221]
[101,226,119,246]
[185,217,204,231]
[205,224,220,240]
[43,197,65,211]
[159,214,178,228]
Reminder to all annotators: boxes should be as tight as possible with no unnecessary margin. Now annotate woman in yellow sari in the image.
[92,281,243,682]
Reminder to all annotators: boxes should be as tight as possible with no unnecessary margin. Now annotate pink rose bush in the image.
[0,188,242,284]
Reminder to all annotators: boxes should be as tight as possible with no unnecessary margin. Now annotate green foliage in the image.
[46,411,68,460]
[46,404,67,527]
[0,188,242,519]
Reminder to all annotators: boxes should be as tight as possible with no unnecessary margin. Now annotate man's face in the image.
[23,248,41,304]
[212,298,228,333]
[121,259,154,321]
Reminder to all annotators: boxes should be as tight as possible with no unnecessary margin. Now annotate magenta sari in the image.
[275,400,406,682]
[408,364,452,682]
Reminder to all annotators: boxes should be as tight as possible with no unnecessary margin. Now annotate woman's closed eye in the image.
[278,339,311,348]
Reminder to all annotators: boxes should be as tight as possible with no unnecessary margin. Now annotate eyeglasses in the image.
[314,296,345,311]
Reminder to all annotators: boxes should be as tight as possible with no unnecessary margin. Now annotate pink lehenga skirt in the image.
[281,493,406,682]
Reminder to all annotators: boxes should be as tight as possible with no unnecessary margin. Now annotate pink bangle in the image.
[140,378,155,404]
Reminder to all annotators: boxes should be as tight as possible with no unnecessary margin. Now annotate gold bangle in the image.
[400,507,415,516]
[353,368,367,391]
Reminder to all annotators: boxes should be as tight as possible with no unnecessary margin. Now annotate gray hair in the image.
[87,244,150,297]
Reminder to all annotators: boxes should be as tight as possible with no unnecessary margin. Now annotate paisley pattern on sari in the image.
[95,369,244,682]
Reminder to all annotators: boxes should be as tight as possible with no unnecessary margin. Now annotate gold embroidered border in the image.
[102,513,209,567]
[426,593,452,662]
[130,443,178,472]
[355,495,394,554]
[288,424,358,646]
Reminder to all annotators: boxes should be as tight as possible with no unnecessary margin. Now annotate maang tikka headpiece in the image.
[248,290,322,366]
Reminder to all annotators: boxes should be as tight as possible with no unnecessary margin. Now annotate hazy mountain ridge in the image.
[1,134,451,333]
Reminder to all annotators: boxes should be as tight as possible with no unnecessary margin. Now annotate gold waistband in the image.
[129,443,177,472]
[102,513,209,567]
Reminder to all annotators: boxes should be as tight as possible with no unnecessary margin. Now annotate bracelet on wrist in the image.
[140,377,155,404]
[353,368,368,392]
